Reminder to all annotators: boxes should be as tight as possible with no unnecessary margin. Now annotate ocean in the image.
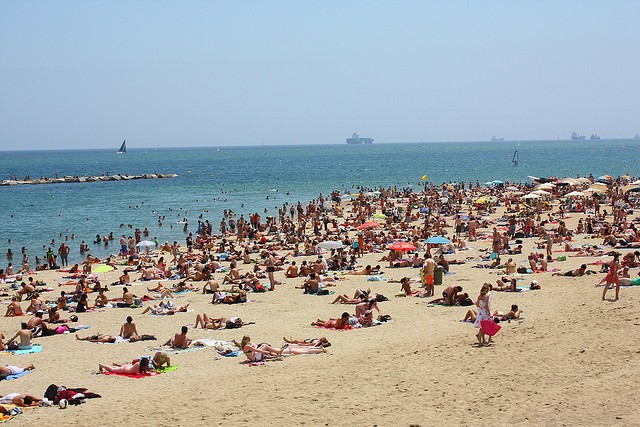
[1,139,638,264]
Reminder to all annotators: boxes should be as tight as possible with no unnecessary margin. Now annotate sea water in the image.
[0,139,638,264]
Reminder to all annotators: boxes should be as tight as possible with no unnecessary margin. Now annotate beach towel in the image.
[149,346,207,355]
[2,345,42,355]
[307,291,335,296]
[0,370,32,381]
[102,370,162,379]
[313,325,354,331]
[155,365,178,373]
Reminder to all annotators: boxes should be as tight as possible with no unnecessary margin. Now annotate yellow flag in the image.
[421,175,427,181]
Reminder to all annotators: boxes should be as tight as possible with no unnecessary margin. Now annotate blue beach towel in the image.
[3,345,42,355]
[1,370,32,381]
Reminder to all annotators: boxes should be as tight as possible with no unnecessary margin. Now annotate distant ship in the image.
[570,132,586,140]
[634,134,640,139]
[346,133,373,144]
[590,134,600,140]
[491,136,504,142]
[117,140,127,154]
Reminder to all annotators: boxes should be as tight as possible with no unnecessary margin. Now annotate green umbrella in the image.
[93,265,113,273]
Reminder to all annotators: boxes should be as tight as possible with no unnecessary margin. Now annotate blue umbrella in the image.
[419,207,430,213]
[424,236,452,244]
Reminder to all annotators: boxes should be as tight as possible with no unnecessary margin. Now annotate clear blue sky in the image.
[2,1,639,149]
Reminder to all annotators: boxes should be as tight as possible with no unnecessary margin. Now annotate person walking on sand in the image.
[602,252,621,301]
[265,252,280,291]
[474,283,492,346]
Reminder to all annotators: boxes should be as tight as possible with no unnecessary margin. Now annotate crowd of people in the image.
[0,172,639,416]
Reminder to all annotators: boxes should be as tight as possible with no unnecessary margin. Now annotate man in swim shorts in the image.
[423,255,436,297]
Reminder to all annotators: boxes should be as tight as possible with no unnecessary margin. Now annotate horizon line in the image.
[1,137,639,152]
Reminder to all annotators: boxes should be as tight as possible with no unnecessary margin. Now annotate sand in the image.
[1,202,640,426]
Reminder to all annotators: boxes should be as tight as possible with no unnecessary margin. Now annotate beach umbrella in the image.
[372,213,387,219]
[136,240,156,253]
[93,264,114,285]
[475,198,488,204]
[532,190,551,196]
[424,236,451,245]
[565,191,585,197]
[505,186,519,191]
[136,240,156,249]
[317,241,346,250]
[522,193,540,199]
[93,265,114,273]
[576,177,591,183]
[358,221,381,230]
[419,207,430,213]
[625,186,640,193]
[340,194,353,200]
[388,242,417,252]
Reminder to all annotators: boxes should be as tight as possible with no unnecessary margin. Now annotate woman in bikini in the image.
[237,335,282,362]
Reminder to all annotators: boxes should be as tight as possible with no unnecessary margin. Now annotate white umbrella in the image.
[565,191,585,197]
[136,241,156,253]
[317,241,346,250]
[505,186,519,191]
[522,193,540,199]
[536,183,555,189]
[532,190,551,196]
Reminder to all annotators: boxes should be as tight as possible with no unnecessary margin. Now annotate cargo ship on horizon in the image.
[346,133,373,144]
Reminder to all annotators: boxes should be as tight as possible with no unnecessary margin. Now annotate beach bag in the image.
[556,255,566,261]
[480,320,501,337]
[460,297,474,306]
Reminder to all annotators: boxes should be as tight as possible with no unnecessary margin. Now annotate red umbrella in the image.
[388,242,417,252]
[358,221,381,230]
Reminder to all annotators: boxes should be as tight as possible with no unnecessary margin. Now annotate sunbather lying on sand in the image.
[141,302,189,315]
[99,357,149,374]
[0,364,35,379]
[194,313,253,330]
[283,337,331,348]
[76,334,117,343]
[235,335,282,362]
[311,312,351,329]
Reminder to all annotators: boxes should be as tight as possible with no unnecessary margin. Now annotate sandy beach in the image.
[1,183,640,426]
